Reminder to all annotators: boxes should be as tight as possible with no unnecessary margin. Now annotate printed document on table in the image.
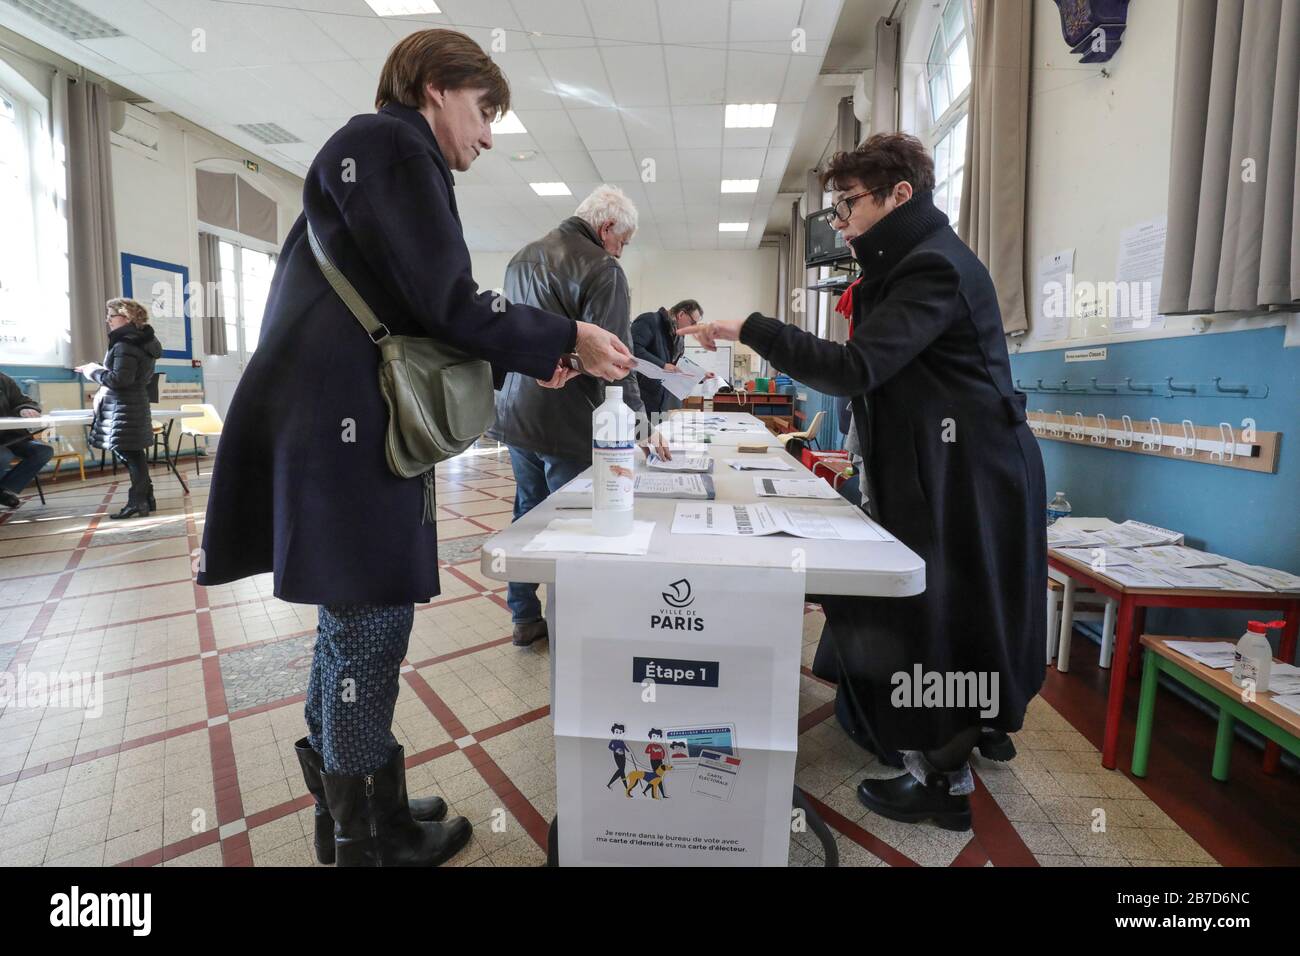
[523,518,655,555]
[1165,641,1238,669]
[1269,694,1300,717]
[645,452,713,473]
[671,503,894,541]
[752,477,840,500]
[633,474,714,499]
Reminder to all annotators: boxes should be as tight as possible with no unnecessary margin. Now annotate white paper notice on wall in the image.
[1112,218,1167,333]
[553,558,803,866]
[1030,248,1074,343]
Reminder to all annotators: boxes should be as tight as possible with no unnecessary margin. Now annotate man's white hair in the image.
[574,184,638,238]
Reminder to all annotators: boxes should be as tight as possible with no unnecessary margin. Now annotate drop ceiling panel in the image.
[671,105,724,148]
[583,0,663,45]
[516,110,586,151]
[600,46,670,107]
[570,109,629,151]
[725,50,789,103]
[663,46,726,106]
[658,0,729,44]
[728,0,802,44]
[537,46,616,109]
[77,36,184,75]
[621,107,675,150]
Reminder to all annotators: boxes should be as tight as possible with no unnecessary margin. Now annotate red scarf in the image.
[835,277,862,337]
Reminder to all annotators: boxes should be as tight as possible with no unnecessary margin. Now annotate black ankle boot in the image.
[977,728,1016,761]
[294,737,448,865]
[857,772,972,832]
[319,745,472,867]
[110,491,150,520]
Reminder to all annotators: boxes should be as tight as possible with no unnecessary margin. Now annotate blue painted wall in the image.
[1011,326,1299,637]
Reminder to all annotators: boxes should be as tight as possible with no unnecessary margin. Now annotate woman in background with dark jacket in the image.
[681,134,1046,832]
[77,297,161,520]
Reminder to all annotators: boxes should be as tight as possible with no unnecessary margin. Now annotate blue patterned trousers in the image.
[305,603,414,775]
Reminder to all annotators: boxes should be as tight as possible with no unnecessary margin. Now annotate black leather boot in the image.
[110,490,150,520]
[857,772,972,832]
[294,737,448,865]
[320,745,472,867]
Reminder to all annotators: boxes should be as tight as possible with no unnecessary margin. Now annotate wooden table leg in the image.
[1127,607,1146,678]
[1102,594,1137,770]
[1131,648,1159,777]
[1212,709,1234,782]
[1261,601,1298,774]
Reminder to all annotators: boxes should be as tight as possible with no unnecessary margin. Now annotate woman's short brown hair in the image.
[375,29,510,116]
[106,297,149,327]
[820,132,936,200]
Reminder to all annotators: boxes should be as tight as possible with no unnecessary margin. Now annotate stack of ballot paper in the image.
[725,457,794,471]
[556,473,714,500]
[752,476,841,500]
[631,357,711,402]
[644,451,713,473]
[1165,641,1239,669]
[671,502,895,541]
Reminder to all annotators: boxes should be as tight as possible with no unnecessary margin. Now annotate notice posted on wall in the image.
[1112,218,1167,333]
[553,558,804,866]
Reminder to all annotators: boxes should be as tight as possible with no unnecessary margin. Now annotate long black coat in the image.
[88,324,161,452]
[197,104,576,605]
[740,191,1046,751]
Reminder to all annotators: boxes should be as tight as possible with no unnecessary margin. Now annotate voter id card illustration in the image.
[660,723,738,770]
[691,749,742,802]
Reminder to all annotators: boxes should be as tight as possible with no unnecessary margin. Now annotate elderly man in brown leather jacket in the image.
[489,184,644,646]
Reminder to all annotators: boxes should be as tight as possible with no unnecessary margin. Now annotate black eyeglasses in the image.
[823,185,891,225]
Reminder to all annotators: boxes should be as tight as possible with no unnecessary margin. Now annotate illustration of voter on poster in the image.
[643,728,670,798]
[605,723,631,791]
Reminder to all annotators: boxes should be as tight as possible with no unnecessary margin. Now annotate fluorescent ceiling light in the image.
[718,222,749,232]
[721,179,759,193]
[530,182,572,196]
[491,111,527,135]
[363,0,441,15]
[724,103,777,128]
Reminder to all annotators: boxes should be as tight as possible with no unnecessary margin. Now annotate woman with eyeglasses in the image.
[76,298,162,519]
[679,133,1046,832]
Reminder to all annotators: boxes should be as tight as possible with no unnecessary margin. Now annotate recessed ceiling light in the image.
[724,103,777,128]
[235,122,301,145]
[491,111,527,135]
[718,222,749,232]
[721,179,759,193]
[5,0,123,39]
[530,182,572,196]
[363,0,441,15]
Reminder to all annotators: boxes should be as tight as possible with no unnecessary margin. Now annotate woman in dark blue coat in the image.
[682,134,1046,832]
[196,30,634,867]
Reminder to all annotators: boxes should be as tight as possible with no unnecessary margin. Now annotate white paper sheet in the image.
[645,452,713,473]
[1112,218,1167,333]
[724,457,794,471]
[523,518,656,554]
[670,503,894,541]
[633,474,714,499]
[1268,693,1300,717]
[1165,641,1238,669]
[1031,248,1074,342]
[752,476,840,500]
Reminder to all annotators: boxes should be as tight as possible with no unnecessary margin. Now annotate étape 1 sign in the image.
[553,558,804,866]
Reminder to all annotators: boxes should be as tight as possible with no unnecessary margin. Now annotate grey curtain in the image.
[197,232,227,356]
[63,77,119,365]
[1160,0,1300,314]
[869,17,901,136]
[958,0,1033,335]
[196,170,238,230]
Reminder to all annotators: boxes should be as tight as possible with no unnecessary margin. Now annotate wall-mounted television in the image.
[805,208,852,267]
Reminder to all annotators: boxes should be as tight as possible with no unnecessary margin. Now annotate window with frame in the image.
[923,0,973,228]
[0,86,38,356]
[217,238,275,362]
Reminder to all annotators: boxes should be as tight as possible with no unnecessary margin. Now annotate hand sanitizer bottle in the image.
[1232,620,1284,693]
[592,386,635,536]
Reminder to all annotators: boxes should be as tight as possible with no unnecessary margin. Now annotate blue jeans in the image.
[506,445,587,623]
[0,438,53,494]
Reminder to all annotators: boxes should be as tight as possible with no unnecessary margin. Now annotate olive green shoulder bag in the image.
[307,224,495,522]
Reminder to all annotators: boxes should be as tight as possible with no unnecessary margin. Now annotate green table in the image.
[1132,636,1300,782]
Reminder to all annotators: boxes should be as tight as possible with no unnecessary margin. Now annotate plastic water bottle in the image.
[592,386,636,536]
[1047,491,1072,526]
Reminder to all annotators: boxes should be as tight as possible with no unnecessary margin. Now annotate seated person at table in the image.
[678,133,1046,832]
[0,371,53,508]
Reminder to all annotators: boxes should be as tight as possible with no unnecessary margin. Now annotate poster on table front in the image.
[554,557,803,866]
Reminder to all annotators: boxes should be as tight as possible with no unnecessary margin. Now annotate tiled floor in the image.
[0,444,1289,867]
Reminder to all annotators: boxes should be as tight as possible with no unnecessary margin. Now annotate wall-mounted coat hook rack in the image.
[1124,378,1156,394]
[1090,378,1120,393]
[1166,377,1197,395]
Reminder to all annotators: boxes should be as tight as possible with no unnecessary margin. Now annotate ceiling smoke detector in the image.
[4,0,123,40]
